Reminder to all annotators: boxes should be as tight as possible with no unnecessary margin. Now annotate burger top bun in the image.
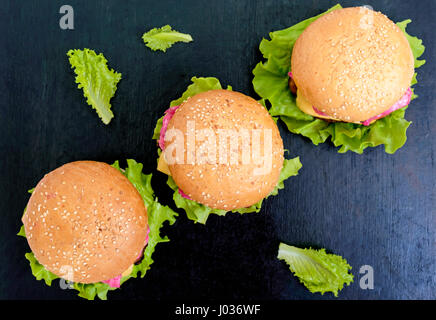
[22,161,148,284]
[291,7,415,123]
[165,89,284,210]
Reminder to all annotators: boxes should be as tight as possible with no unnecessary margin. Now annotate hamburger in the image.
[252,5,426,154]
[18,159,177,300]
[153,77,302,224]
[290,7,414,125]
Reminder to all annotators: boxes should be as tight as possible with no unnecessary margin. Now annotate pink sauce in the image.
[158,105,192,201]
[158,106,180,150]
[362,88,412,126]
[312,106,329,117]
[310,88,412,126]
[178,188,192,200]
[289,71,411,126]
[101,275,122,288]
[102,227,150,288]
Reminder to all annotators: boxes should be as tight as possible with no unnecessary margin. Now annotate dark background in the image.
[0,0,434,300]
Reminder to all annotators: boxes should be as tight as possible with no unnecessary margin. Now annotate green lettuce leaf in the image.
[24,253,59,286]
[252,4,426,154]
[152,76,302,223]
[67,48,122,125]
[153,116,164,141]
[17,225,26,237]
[18,159,177,300]
[278,243,353,297]
[71,281,114,300]
[397,20,426,70]
[169,77,231,106]
[269,156,302,196]
[130,200,178,278]
[142,25,193,52]
[113,159,155,208]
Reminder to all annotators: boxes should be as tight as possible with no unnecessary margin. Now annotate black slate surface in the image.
[0,0,434,300]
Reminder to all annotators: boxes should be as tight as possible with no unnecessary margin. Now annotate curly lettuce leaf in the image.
[153,116,164,141]
[142,25,193,52]
[269,156,302,197]
[278,243,353,297]
[252,4,426,154]
[71,282,114,300]
[67,48,122,125]
[130,200,178,278]
[17,225,26,237]
[397,20,426,70]
[112,159,155,208]
[24,253,59,286]
[170,76,231,107]
[19,159,177,300]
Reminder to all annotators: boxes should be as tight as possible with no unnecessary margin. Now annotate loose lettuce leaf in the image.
[18,159,177,300]
[278,243,353,297]
[142,25,193,52]
[252,4,426,154]
[67,48,122,125]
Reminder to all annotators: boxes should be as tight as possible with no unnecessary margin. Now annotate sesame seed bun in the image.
[22,161,148,284]
[291,7,415,123]
[164,89,284,210]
